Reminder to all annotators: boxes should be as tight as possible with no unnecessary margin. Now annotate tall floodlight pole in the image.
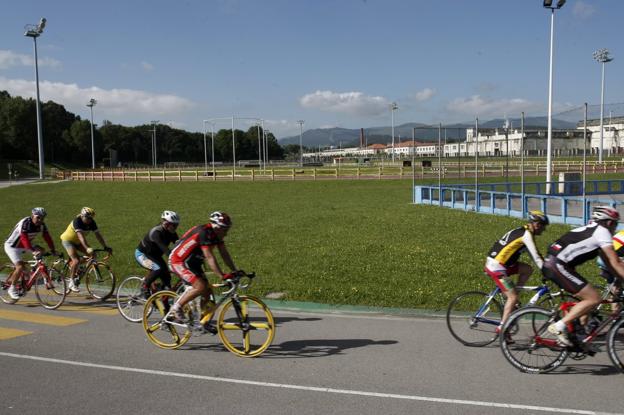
[257,122,262,167]
[231,117,236,177]
[86,99,97,169]
[521,112,525,217]
[202,120,209,172]
[593,48,613,163]
[390,102,398,163]
[24,18,47,180]
[543,0,566,193]
[150,121,159,167]
[297,120,305,166]
[475,118,479,209]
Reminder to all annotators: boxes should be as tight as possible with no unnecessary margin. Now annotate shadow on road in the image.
[261,338,398,358]
[273,316,322,326]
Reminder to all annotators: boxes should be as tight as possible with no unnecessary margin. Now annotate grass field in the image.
[0,179,604,311]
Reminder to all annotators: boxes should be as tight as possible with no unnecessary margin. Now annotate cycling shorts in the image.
[484,257,519,293]
[134,249,161,271]
[542,255,588,295]
[3,243,28,265]
[169,260,204,285]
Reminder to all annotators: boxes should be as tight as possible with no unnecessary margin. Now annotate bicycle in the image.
[0,252,67,309]
[500,283,624,374]
[446,278,576,347]
[142,271,275,357]
[55,249,116,300]
[116,274,184,323]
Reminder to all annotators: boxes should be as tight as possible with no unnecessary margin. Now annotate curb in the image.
[262,299,445,319]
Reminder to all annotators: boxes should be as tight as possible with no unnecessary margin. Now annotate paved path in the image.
[0,296,623,415]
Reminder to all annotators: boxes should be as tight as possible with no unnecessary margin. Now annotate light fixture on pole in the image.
[593,48,613,163]
[86,99,97,169]
[150,121,159,167]
[390,102,399,163]
[297,120,305,167]
[543,0,566,193]
[24,17,47,180]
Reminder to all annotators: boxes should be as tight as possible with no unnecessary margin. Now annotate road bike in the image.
[142,271,275,357]
[0,252,67,309]
[446,278,576,347]
[55,249,116,300]
[500,283,624,374]
[116,274,184,323]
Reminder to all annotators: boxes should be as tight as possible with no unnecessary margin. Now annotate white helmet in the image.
[31,207,47,218]
[161,210,180,224]
[591,206,620,222]
[209,211,232,229]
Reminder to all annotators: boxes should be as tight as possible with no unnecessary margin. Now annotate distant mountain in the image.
[279,117,578,148]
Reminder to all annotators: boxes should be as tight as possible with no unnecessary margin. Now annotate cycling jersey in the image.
[4,217,54,251]
[60,216,99,245]
[136,224,178,258]
[169,224,222,265]
[488,225,544,269]
[548,222,612,267]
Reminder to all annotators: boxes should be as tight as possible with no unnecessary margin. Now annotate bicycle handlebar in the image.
[213,271,256,296]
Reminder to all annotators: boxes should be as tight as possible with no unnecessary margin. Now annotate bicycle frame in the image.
[3,258,51,293]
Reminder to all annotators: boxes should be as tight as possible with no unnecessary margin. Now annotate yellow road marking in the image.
[0,309,86,326]
[0,327,32,340]
[14,298,119,315]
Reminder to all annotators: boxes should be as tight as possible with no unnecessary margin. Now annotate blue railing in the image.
[413,180,624,226]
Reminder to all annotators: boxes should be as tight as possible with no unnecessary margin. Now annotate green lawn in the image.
[0,180,601,311]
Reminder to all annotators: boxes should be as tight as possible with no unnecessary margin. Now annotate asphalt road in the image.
[0,296,623,415]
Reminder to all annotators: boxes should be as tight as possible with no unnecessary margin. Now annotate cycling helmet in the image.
[209,211,232,229]
[31,207,47,218]
[161,210,180,224]
[81,207,96,217]
[528,210,549,225]
[591,206,620,222]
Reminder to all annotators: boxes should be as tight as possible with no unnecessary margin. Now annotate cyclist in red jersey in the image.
[167,211,240,325]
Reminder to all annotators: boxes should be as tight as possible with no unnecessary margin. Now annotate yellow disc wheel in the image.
[217,295,275,357]
[142,290,191,349]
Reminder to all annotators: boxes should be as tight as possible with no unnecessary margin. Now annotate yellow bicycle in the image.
[142,272,275,357]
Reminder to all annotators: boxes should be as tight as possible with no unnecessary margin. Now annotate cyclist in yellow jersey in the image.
[597,228,624,313]
[484,211,549,333]
[60,207,111,292]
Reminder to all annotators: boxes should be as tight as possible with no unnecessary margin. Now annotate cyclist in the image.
[60,207,112,292]
[485,210,549,335]
[596,228,624,314]
[3,208,57,300]
[544,206,624,346]
[167,211,240,329]
[135,210,180,298]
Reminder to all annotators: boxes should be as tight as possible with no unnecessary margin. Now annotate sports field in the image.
[0,180,590,310]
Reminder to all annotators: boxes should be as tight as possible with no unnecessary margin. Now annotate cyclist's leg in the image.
[3,244,26,285]
[485,258,516,328]
[168,262,204,320]
[62,241,81,291]
[135,249,161,295]
[504,262,532,320]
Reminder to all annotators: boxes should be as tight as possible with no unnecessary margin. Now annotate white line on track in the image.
[0,352,619,415]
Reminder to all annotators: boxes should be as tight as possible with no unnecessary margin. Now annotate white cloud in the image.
[446,95,540,117]
[0,77,194,119]
[141,61,154,71]
[0,50,61,69]
[414,88,435,102]
[300,90,389,116]
[572,1,595,18]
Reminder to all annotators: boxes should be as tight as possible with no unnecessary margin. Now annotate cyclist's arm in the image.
[217,243,237,272]
[201,245,226,279]
[149,228,170,255]
[522,230,544,269]
[94,230,109,250]
[19,230,34,252]
[600,246,624,280]
[42,228,56,253]
[76,231,91,252]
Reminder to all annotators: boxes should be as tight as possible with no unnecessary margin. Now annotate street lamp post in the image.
[86,99,97,169]
[150,121,159,167]
[390,102,398,163]
[543,0,566,193]
[297,120,305,166]
[593,48,613,162]
[24,18,47,180]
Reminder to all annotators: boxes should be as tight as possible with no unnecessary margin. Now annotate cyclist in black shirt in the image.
[134,211,180,297]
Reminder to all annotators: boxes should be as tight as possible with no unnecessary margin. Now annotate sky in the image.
[1,0,622,139]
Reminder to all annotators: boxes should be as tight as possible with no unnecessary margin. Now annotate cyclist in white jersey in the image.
[543,206,624,346]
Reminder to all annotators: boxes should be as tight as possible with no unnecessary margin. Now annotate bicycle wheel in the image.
[85,262,115,300]
[116,276,145,322]
[142,290,191,349]
[0,264,18,304]
[446,291,502,347]
[217,295,275,357]
[50,259,70,296]
[500,307,568,374]
[34,269,67,310]
[536,292,577,319]
[606,317,624,373]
